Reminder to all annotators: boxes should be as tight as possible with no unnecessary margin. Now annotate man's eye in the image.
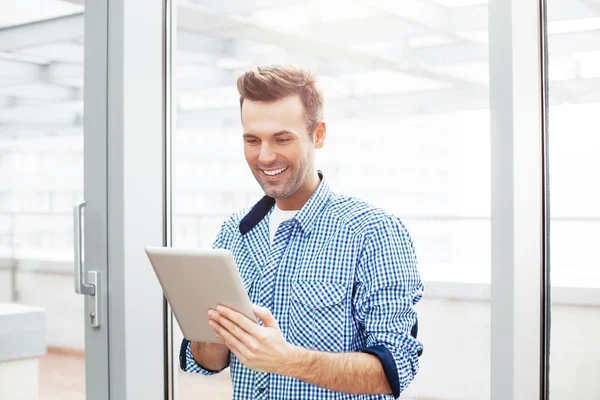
[277,138,290,143]
[245,139,259,144]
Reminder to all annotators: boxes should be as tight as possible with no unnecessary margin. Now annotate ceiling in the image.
[0,0,599,138]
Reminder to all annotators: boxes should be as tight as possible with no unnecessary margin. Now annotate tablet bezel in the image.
[145,246,258,343]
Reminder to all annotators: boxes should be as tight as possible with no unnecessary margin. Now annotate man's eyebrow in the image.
[272,130,297,137]
[242,131,297,138]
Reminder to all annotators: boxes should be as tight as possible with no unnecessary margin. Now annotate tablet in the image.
[144,246,257,343]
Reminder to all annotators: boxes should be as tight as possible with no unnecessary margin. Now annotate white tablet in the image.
[144,246,257,343]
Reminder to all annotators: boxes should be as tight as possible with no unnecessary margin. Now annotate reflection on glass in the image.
[547,1,600,398]
[0,1,85,399]
[174,1,491,399]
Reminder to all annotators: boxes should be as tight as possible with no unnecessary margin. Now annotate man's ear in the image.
[314,121,326,149]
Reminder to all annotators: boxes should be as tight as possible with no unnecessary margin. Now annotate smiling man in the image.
[180,65,424,400]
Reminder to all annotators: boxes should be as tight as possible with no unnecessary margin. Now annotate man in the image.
[180,65,423,399]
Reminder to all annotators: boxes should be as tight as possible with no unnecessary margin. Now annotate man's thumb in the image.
[252,304,279,328]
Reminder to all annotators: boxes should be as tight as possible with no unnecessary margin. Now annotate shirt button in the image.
[257,388,265,394]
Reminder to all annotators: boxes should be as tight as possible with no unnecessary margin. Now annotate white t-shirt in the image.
[269,205,299,244]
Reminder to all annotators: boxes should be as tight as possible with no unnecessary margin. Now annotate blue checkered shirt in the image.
[180,174,424,399]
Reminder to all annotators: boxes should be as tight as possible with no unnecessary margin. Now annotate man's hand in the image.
[207,304,393,396]
[207,304,299,374]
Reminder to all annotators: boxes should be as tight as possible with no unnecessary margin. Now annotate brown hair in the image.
[237,64,324,133]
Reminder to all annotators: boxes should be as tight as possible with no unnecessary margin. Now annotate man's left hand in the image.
[208,304,299,374]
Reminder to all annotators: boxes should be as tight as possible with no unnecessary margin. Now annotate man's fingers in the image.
[252,304,279,329]
[209,320,248,362]
[214,312,259,349]
[215,306,262,337]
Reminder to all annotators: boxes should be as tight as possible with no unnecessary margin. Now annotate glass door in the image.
[165,1,552,399]
[546,0,600,398]
[0,1,110,399]
[169,1,493,399]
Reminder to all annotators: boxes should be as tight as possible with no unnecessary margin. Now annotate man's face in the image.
[241,95,321,200]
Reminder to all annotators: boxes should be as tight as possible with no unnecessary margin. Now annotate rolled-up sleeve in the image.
[179,339,229,375]
[353,216,424,398]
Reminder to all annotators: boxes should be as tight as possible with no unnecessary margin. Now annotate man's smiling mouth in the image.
[262,167,287,176]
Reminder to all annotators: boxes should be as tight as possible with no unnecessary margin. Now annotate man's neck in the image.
[275,171,321,211]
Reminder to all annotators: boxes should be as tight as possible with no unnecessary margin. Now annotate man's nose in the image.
[258,142,277,164]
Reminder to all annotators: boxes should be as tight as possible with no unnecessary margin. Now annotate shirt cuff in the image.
[180,338,229,375]
[358,344,400,399]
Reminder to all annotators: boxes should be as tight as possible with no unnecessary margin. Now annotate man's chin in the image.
[263,188,286,199]
[261,183,292,199]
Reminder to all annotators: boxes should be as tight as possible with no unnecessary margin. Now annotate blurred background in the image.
[0,0,598,399]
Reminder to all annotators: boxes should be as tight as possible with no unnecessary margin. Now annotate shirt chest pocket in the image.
[287,281,348,353]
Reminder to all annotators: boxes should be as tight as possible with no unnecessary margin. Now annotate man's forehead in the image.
[241,96,306,130]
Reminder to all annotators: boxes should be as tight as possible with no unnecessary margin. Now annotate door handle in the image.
[74,201,101,328]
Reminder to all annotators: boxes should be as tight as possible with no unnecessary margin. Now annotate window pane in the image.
[0,1,85,399]
[547,0,600,397]
[173,1,491,399]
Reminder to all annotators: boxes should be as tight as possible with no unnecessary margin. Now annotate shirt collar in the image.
[239,171,331,236]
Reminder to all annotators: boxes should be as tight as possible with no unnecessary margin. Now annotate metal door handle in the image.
[74,201,101,328]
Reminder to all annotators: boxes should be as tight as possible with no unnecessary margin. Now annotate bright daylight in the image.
[0,0,598,399]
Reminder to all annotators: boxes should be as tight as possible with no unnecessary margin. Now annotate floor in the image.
[39,352,85,400]
[39,351,231,400]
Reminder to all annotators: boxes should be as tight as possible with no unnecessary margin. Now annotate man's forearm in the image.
[281,346,392,396]
[190,341,230,371]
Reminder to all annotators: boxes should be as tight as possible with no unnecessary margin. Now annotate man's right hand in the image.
[190,341,230,371]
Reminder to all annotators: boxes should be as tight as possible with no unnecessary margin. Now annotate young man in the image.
[180,65,424,399]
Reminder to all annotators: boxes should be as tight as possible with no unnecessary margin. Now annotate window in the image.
[172,1,492,398]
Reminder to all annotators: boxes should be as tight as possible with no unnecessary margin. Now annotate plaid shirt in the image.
[180,173,424,399]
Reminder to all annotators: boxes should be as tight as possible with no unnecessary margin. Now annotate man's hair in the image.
[237,64,324,133]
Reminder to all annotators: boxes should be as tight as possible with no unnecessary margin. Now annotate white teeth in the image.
[263,167,287,176]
